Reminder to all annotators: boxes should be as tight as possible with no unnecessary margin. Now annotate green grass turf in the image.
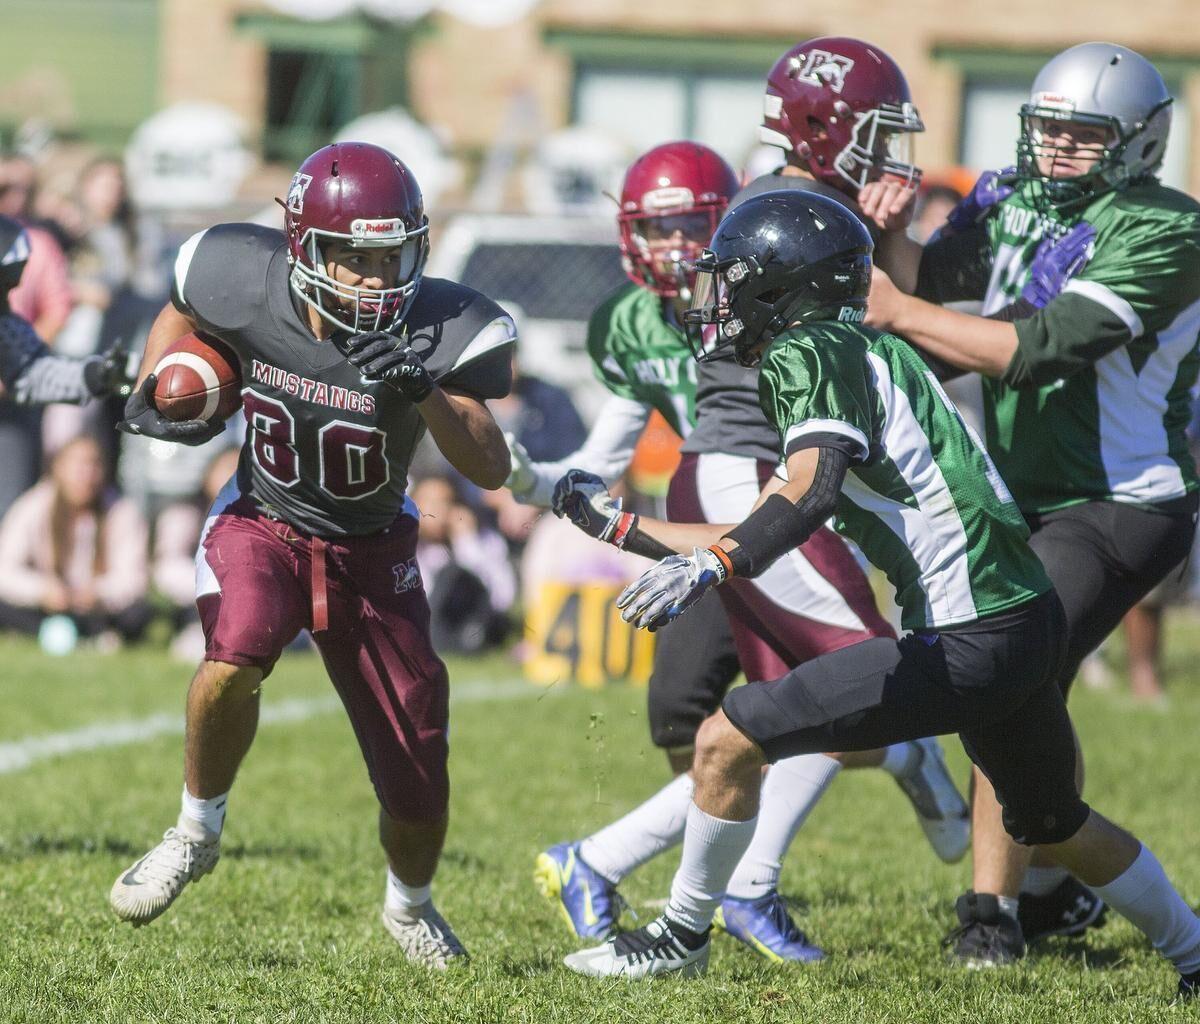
[0,620,1197,1023]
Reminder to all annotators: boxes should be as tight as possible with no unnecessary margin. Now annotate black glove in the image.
[82,337,135,399]
[117,374,225,446]
[337,330,434,402]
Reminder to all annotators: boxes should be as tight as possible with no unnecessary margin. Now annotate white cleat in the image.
[109,814,221,925]
[564,916,710,979]
[895,737,971,863]
[381,904,470,970]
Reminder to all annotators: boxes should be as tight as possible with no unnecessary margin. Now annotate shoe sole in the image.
[1023,900,1108,943]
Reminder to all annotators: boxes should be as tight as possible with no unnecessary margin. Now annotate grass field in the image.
[0,621,1198,1024]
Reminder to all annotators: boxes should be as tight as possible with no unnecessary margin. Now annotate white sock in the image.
[665,802,757,934]
[879,742,918,778]
[725,754,843,900]
[1093,845,1200,973]
[385,868,432,916]
[180,784,228,835]
[579,773,695,884]
[1021,864,1070,897]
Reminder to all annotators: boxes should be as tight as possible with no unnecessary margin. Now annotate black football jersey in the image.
[172,223,515,536]
[680,173,876,463]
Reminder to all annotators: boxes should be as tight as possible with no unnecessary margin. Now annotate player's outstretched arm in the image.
[619,447,847,631]
[551,469,731,559]
[420,386,511,490]
[509,394,651,507]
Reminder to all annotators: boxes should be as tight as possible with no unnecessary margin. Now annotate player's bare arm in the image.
[136,302,200,386]
[418,385,510,490]
[866,265,1018,377]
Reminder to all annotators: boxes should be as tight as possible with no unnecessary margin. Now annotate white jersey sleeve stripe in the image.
[173,229,209,307]
[1062,278,1144,338]
[450,315,517,373]
[784,419,869,459]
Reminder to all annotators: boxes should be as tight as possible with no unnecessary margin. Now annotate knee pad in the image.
[1002,795,1091,846]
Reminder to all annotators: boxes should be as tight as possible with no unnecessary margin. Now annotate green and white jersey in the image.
[923,179,1200,514]
[586,283,697,437]
[758,323,1051,631]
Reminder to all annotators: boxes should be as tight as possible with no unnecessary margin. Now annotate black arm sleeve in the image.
[722,447,850,579]
[620,521,679,561]
[915,224,993,305]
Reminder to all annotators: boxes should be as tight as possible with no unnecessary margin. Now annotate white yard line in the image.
[0,679,553,776]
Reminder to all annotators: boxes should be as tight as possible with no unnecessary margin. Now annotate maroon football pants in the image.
[197,497,449,821]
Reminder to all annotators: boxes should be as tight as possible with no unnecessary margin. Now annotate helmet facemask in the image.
[1016,98,1173,212]
[620,205,725,300]
[289,218,429,335]
[833,101,924,193]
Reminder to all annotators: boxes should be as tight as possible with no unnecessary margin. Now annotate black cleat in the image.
[943,891,1025,967]
[1017,877,1107,943]
[1177,969,1199,1003]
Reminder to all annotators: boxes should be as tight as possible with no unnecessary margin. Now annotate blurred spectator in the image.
[910,183,965,244]
[153,445,241,662]
[0,152,74,518]
[411,473,515,654]
[0,434,150,652]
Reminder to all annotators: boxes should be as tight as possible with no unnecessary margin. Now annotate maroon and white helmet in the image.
[283,141,429,334]
[618,141,740,299]
[760,37,924,195]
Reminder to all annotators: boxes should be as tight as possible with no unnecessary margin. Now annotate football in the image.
[152,332,242,423]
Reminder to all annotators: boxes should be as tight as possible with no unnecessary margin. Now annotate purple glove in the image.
[1021,222,1096,309]
[939,167,1016,237]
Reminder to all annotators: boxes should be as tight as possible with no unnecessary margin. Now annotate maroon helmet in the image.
[618,141,740,299]
[283,141,429,334]
[760,37,924,195]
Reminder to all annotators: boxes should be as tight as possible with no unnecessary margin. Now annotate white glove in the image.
[504,432,535,495]
[617,546,727,632]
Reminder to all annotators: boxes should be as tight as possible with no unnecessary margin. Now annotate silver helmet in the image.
[1016,42,1172,210]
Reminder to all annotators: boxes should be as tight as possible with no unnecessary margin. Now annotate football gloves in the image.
[1021,221,1096,309]
[552,469,632,544]
[940,167,1016,238]
[338,330,434,402]
[82,337,136,399]
[117,374,225,446]
[617,547,727,632]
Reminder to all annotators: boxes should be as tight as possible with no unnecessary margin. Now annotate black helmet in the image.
[0,214,30,301]
[683,190,873,367]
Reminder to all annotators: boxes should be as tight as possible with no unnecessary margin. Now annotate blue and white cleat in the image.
[533,842,625,939]
[714,891,826,963]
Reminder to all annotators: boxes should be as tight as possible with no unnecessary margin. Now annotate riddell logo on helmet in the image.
[642,187,695,212]
[789,50,855,94]
[286,173,313,214]
[350,218,407,240]
[838,305,866,322]
[1034,92,1077,113]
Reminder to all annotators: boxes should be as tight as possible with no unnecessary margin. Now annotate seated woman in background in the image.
[0,433,150,651]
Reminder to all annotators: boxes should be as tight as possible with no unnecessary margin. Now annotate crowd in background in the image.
[0,142,1196,704]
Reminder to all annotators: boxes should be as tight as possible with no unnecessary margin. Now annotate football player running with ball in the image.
[108,143,516,968]
[518,43,968,967]
[866,43,1200,966]
[558,190,1200,1003]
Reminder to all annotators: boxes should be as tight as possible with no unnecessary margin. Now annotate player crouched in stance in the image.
[558,190,1200,1001]
[108,142,515,969]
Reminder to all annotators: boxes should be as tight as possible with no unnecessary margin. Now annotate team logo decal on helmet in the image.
[791,49,855,94]
[617,141,740,301]
[282,142,429,335]
[684,190,873,367]
[286,173,313,215]
[760,37,924,195]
